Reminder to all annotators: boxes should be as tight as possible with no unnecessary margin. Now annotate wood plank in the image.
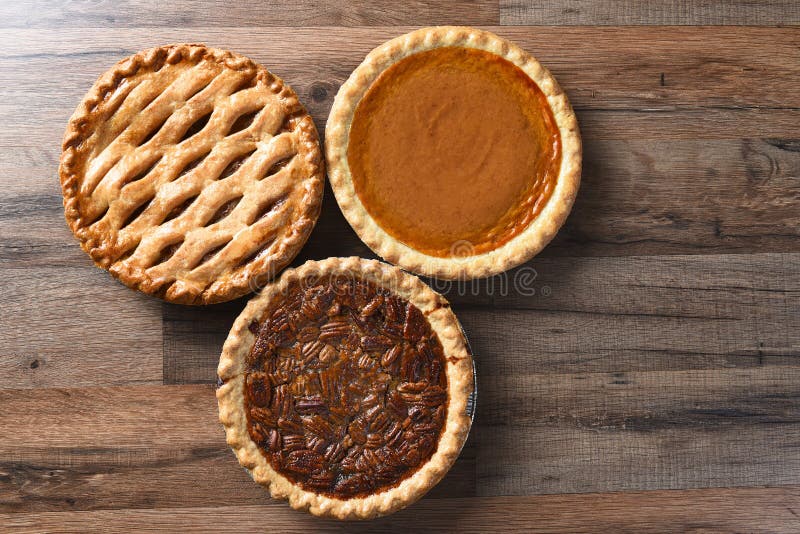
[478,366,800,428]
[3,28,798,258]
[451,251,799,315]
[475,366,800,495]
[2,28,798,257]
[1,27,798,121]
[162,253,799,382]
[460,291,798,376]
[162,300,245,384]
[0,167,96,268]
[3,2,797,30]
[548,138,800,257]
[1,1,798,529]
[4,488,800,533]
[501,0,800,25]
[4,109,800,161]
[0,385,473,513]
[5,136,799,267]
[5,110,800,147]
[3,376,798,509]
[0,266,163,390]
[0,1,499,28]
[578,108,800,140]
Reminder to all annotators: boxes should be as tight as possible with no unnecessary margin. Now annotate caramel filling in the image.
[244,276,448,499]
[348,46,562,257]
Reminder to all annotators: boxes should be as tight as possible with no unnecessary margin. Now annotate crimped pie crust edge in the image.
[217,257,474,519]
[325,26,581,279]
[59,44,324,304]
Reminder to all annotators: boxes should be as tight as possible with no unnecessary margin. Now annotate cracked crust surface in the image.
[60,44,323,304]
[325,26,581,279]
[217,257,474,519]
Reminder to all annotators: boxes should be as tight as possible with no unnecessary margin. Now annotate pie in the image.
[326,27,581,279]
[217,257,474,519]
[59,44,324,304]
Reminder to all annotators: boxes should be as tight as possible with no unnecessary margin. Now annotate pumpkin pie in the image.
[59,44,324,304]
[326,27,581,279]
[217,257,474,519]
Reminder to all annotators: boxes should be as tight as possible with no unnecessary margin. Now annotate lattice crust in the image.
[60,44,324,304]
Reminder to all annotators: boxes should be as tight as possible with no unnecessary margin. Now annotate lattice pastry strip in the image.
[83,60,228,205]
[89,66,261,216]
[107,96,289,253]
[130,140,301,290]
[60,44,324,304]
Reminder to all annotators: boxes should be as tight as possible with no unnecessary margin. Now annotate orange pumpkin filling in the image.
[347,46,562,258]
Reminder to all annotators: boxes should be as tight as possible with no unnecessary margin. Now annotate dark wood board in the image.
[0,1,798,532]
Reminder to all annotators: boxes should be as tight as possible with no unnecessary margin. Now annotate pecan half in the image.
[295,396,327,415]
[284,450,324,474]
[361,295,384,317]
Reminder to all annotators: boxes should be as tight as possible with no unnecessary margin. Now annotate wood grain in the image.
[4,1,800,29]
[1,266,163,390]
[0,0,499,28]
[0,385,474,513]
[4,137,798,269]
[501,0,800,25]
[162,252,799,382]
[1,382,798,512]
[2,27,798,262]
[552,138,800,257]
[3,27,799,129]
[3,488,800,533]
[1,5,799,531]
[475,366,800,495]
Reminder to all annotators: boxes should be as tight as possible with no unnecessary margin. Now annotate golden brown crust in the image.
[60,44,324,304]
[325,26,581,279]
[217,257,474,519]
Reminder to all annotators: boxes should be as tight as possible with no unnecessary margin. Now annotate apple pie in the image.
[60,44,323,304]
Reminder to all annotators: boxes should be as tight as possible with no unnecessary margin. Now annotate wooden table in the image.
[1,1,799,532]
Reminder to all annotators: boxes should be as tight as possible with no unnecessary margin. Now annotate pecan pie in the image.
[217,257,474,519]
[59,44,323,304]
[326,27,581,279]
